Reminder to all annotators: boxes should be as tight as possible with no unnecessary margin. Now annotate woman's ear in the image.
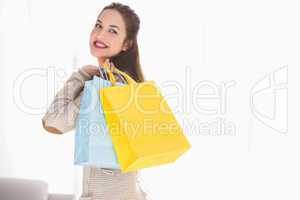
[122,40,133,51]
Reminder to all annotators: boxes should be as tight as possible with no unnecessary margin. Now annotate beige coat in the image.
[42,65,147,200]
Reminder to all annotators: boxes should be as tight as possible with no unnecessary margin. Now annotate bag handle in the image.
[112,66,136,85]
[98,61,136,85]
[102,61,117,85]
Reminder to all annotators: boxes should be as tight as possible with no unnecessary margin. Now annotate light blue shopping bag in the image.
[74,74,125,169]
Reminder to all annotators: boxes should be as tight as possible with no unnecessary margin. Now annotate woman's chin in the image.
[90,50,106,59]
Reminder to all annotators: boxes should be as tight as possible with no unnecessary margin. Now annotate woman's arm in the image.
[42,67,93,134]
[41,64,128,134]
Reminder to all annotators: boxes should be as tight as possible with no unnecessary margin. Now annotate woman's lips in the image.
[94,40,108,49]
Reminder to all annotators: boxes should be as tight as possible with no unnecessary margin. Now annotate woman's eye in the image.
[109,29,117,34]
[95,24,102,29]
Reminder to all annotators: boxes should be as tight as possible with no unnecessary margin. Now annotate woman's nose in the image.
[94,29,108,38]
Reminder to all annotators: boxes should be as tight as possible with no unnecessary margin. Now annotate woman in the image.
[42,2,147,200]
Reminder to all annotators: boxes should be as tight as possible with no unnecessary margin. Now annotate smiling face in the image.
[89,9,130,65]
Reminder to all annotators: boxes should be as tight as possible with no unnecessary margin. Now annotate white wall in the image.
[0,0,299,199]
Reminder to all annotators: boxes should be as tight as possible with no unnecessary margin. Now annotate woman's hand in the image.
[81,65,101,77]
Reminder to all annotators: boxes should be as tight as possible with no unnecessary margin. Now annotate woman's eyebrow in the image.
[97,19,120,30]
[109,25,120,30]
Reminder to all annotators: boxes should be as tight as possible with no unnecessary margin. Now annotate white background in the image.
[0,0,299,199]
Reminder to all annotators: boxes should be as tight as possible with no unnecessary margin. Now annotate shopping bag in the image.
[74,70,125,169]
[99,67,191,173]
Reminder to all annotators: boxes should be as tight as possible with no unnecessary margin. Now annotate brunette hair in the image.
[100,2,145,82]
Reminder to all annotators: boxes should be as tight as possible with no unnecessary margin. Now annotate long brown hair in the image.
[100,2,145,82]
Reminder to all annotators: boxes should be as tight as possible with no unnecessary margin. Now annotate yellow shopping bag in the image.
[99,65,191,173]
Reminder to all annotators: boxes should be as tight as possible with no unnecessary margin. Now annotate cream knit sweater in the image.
[42,63,147,200]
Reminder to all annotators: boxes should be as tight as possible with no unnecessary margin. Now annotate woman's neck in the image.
[98,57,109,67]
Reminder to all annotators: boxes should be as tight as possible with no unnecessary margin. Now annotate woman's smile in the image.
[93,40,109,49]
